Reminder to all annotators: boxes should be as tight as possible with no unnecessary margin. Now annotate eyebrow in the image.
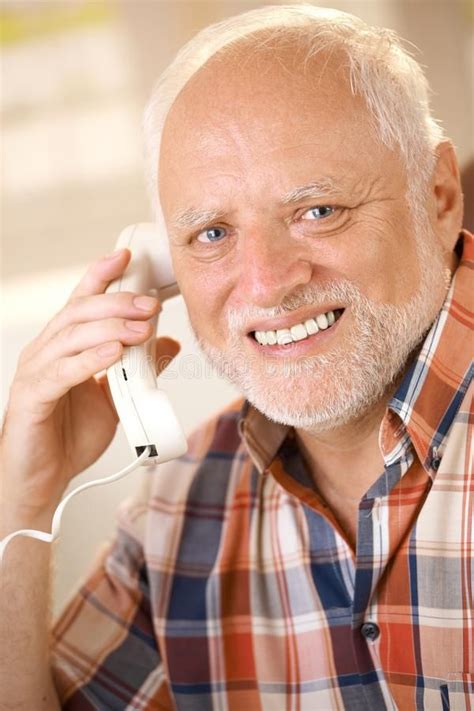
[281,178,341,204]
[171,207,225,231]
[170,178,343,231]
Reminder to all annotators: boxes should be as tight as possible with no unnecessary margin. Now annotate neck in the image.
[295,396,389,502]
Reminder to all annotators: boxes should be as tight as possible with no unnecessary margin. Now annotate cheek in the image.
[334,217,421,305]
[178,264,230,337]
[373,230,422,303]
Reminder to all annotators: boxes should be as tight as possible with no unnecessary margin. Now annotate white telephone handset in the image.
[105,223,188,464]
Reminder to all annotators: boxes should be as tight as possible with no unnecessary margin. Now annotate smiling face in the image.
[158,43,449,431]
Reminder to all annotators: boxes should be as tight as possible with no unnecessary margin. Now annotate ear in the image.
[430,140,464,252]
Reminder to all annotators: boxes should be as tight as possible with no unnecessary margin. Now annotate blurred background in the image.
[1,0,473,615]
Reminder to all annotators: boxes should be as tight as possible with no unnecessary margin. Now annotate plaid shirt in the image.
[51,231,473,711]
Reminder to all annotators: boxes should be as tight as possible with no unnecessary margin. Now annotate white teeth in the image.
[316,313,329,330]
[290,324,307,341]
[276,328,293,345]
[305,318,318,335]
[254,309,340,346]
[254,331,269,345]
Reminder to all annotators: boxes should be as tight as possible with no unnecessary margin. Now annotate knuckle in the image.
[45,308,67,337]
[110,293,129,313]
[62,321,79,343]
[117,292,136,311]
[54,358,64,382]
[17,338,42,371]
[38,314,58,340]
[63,295,80,316]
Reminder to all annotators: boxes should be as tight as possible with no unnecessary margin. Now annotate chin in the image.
[229,356,398,432]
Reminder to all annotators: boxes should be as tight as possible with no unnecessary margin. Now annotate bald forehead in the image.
[165,36,355,123]
[159,40,372,172]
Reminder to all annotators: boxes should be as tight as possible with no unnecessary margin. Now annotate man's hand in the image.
[0,249,180,525]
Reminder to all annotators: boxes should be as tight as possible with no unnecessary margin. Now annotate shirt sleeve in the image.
[50,481,174,711]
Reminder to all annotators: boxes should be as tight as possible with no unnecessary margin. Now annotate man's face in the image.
[159,47,448,431]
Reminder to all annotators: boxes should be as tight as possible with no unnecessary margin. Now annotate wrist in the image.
[0,499,55,537]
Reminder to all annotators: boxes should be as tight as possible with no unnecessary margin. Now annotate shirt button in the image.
[360,622,380,641]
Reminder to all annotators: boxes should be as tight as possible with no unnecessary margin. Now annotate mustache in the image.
[226,279,364,332]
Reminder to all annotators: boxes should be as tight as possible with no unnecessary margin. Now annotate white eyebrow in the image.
[171,207,225,231]
[171,178,341,231]
[281,179,340,204]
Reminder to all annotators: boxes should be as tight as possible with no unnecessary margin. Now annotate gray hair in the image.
[143,3,444,222]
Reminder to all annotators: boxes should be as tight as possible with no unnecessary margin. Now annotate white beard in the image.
[193,221,451,433]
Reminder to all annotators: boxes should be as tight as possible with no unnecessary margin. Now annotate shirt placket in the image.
[345,494,389,706]
[349,441,422,709]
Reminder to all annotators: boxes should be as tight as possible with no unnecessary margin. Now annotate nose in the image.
[236,224,313,308]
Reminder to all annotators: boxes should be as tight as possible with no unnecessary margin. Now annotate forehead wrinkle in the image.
[169,176,362,231]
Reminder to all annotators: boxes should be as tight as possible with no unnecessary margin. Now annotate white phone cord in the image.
[0,446,151,565]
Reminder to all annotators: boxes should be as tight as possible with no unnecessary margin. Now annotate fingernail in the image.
[104,249,125,261]
[133,295,159,311]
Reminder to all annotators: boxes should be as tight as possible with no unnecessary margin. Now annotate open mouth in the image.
[250,308,345,346]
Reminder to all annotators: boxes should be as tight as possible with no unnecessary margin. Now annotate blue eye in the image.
[197,226,227,243]
[302,205,334,220]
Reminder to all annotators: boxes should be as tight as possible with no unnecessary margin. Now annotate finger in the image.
[19,342,124,412]
[26,318,153,373]
[26,249,133,355]
[28,290,161,356]
[68,248,132,301]
[59,291,160,330]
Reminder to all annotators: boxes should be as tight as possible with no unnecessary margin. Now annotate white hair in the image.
[143,3,444,223]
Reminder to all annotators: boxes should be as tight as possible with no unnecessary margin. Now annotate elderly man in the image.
[0,5,472,711]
